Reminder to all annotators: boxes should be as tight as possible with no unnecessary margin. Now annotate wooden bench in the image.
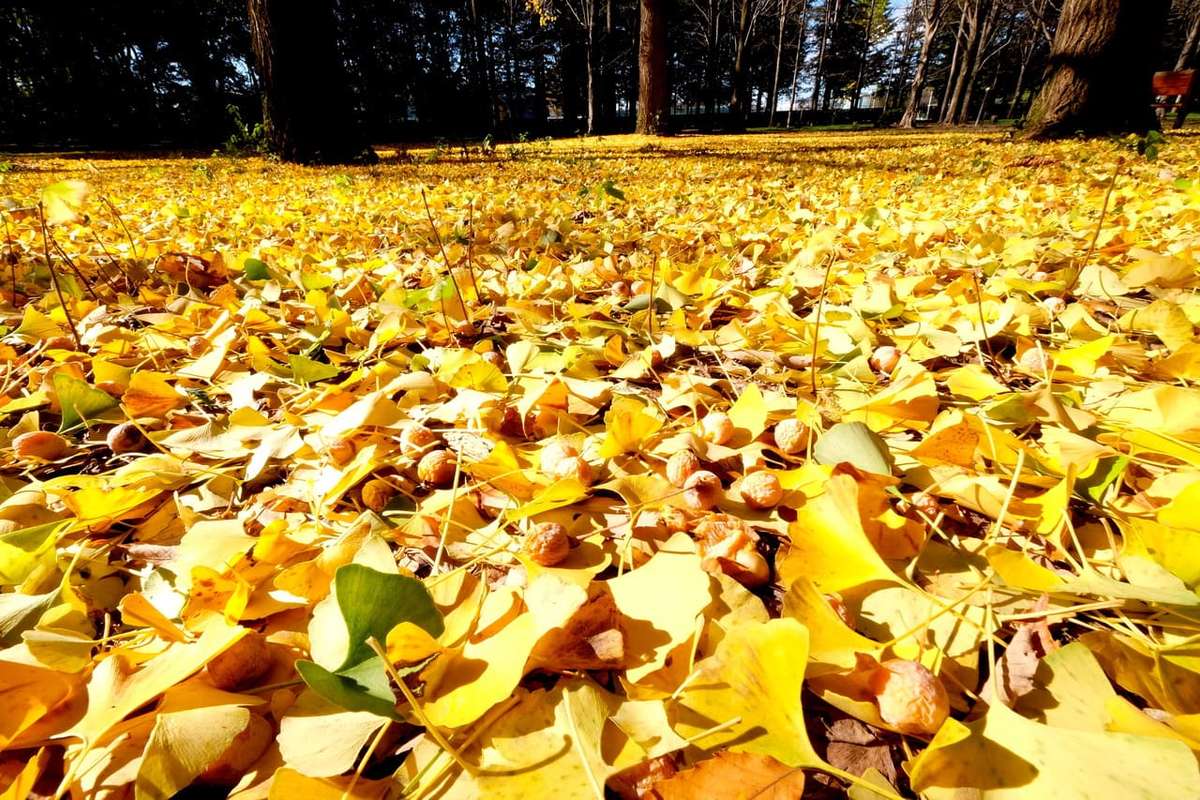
[1154,70,1196,130]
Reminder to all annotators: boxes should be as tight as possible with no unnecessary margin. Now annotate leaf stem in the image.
[38,203,82,350]
[367,637,478,777]
[420,187,473,335]
[1063,164,1120,299]
[811,254,836,397]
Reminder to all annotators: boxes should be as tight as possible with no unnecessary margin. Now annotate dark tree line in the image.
[0,0,1196,158]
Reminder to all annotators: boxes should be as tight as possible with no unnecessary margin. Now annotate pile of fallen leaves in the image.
[2,130,1200,798]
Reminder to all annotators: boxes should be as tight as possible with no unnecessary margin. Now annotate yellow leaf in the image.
[422,577,584,728]
[909,694,1200,799]
[985,544,1065,591]
[437,348,508,393]
[41,180,88,225]
[727,383,768,442]
[0,659,76,748]
[135,705,253,800]
[117,592,189,643]
[508,478,590,521]
[945,364,1006,401]
[1053,335,1113,377]
[1105,696,1200,751]
[69,622,246,744]
[608,532,711,683]
[598,395,663,458]
[269,767,390,800]
[1119,300,1195,353]
[1157,480,1200,532]
[778,473,901,594]
[912,409,980,468]
[673,618,825,768]
[0,747,47,800]
[123,372,186,418]
[386,621,442,664]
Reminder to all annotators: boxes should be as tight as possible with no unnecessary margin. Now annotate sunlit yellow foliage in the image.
[1,130,1200,797]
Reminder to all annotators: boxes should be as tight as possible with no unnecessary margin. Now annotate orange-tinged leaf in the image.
[122,372,186,418]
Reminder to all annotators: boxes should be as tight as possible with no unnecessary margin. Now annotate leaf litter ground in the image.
[2,130,1200,798]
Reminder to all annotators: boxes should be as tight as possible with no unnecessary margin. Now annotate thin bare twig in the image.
[969,267,996,368]
[49,237,100,300]
[420,187,474,335]
[38,203,83,349]
[102,195,138,261]
[1063,164,1121,299]
[2,211,15,305]
[811,254,836,397]
[466,198,481,300]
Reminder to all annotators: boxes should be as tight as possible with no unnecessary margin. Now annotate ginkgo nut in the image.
[328,437,356,465]
[739,471,783,509]
[683,470,722,510]
[772,417,809,455]
[417,448,458,487]
[700,411,734,445]
[524,521,570,566]
[13,430,70,461]
[399,422,438,458]
[539,439,579,474]
[361,478,396,511]
[106,422,148,454]
[552,455,593,485]
[666,450,700,487]
[1018,347,1049,373]
[870,345,901,374]
[207,631,273,691]
[870,658,950,735]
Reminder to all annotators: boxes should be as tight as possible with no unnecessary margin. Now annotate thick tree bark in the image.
[246,0,373,164]
[636,0,669,133]
[1176,8,1200,70]
[1025,0,1168,139]
[899,0,943,127]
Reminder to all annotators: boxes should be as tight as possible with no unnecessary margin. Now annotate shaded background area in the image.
[1,0,1198,149]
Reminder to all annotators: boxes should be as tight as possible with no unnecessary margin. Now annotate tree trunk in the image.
[899,0,943,127]
[1176,9,1200,70]
[811,0,839,111]
[1025,0,1168,139]
[851,0,880,110]
[1005,41,1032,120]
[636,0,669,133]
[246,0,373,163]
[585,22,598,133]
[940,10,967,119]
[768,0,791,126]
[730,0,753,127]
[785,0,810,126]
[943,0,987,124]
[704,0,720,121]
